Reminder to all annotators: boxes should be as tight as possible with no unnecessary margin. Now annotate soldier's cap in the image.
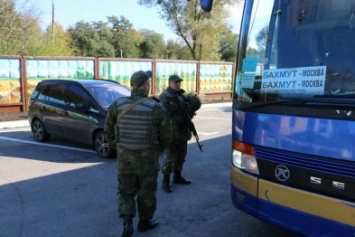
[130,70,151,87]
[169,75,183,82]
[145,70,152,78]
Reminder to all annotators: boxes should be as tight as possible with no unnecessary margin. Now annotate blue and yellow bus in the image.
[202,0,355,236]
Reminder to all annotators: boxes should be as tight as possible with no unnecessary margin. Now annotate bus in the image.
[201,0,355,236]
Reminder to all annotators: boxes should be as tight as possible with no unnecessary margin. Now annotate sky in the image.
[24,0,243,41]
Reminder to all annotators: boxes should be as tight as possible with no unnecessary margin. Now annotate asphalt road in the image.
[0,102,298,237]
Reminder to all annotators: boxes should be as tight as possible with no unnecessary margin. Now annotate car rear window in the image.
[38,84,67,105]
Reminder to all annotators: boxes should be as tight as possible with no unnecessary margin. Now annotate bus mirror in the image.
[199,0,213,12]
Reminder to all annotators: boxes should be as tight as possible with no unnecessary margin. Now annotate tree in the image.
[219,28,238,62]
[68,21,99,56]
[138,0,239,61]
[0,0,42,55]
[139,29,166,59]
[107,16,141,58]
[0,0,74,56]
[252,25,268,63]
[67,21,115,57]
[32,23,74,56]
[166,39,192,60]
[92,21,115,57]
[67,16,145,58]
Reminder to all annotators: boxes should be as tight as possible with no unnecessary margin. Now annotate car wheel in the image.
[94,130,115,158]
[31,119,50,142]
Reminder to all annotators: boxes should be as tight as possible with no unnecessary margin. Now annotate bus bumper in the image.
[231,167,355,236]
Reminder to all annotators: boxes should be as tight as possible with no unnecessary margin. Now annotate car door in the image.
[41,83,68,136]
[62,84,101,145]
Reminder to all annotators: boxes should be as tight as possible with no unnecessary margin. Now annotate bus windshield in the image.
[236,0,355,104]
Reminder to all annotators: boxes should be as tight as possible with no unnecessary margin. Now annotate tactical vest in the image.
[116,98,158,150]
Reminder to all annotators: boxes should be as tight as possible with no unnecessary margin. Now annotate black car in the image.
[28,79,131,158]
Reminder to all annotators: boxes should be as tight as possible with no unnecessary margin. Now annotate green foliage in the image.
[0,0,73,56]
[219,28,238,62]
[67,16,143,58]
[31,23,74,56]
[108,16,141,58]
[166,40,193,60]
[139,29,166,58]
[252,25,268,62]
[138,0,240,61]
[67,16,172,59]
[0,0,242,62]
[0,0,39,55]
[68,21,107,57]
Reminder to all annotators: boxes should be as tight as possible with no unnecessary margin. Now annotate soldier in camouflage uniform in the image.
[104,70,172,237]
[160,74,195,193]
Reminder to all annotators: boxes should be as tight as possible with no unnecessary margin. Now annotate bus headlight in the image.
[232,149,259,175]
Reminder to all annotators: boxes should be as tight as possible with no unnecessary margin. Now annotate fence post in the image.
[94,58,99,79]
[196,61,200,95]
[152,60,156,95]
[21,57,27,112]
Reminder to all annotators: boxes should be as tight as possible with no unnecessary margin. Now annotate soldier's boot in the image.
[121,215,134,237]
[137,219,158,232]
[173,171,191,184]
[162,174,173,193]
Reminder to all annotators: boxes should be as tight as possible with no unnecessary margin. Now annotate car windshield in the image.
[87,83,130,108]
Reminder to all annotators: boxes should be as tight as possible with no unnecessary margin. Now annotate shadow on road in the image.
[0,130,107,163]
[0,134,298,237]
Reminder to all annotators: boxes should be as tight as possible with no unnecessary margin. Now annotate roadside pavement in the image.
[0,119,29,129]
[0,102,232,130]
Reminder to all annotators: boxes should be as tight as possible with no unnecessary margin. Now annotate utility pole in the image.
[199,43,202,60]
[52,0,55,45]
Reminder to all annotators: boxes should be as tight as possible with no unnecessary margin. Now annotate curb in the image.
[0,120,29,129]
[0,102,232,130]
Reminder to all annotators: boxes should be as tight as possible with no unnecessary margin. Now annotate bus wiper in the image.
[314,94,355,98]
[238,99,307,110]
[312,94,355,104]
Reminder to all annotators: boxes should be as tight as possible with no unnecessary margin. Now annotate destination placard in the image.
[261,66,326,95]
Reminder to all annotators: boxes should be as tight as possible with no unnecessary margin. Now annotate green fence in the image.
[0,56,234,112]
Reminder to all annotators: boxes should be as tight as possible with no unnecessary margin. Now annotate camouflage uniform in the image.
[160,86,192,176]
[104,88,171,221]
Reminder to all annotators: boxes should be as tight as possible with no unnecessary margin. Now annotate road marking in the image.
[194,116,230,121]
[201,102,232,109]
[0,136,95,154]
[198,132,220,135]
[0,127,31,133]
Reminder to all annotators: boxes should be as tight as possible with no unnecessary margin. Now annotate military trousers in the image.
[118,171,158,220]
[161,141,188,175]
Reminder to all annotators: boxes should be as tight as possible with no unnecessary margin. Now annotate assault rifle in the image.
[189,118,203,152]
[172,95,203,152]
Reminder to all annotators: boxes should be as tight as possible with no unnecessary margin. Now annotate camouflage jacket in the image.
[159,86,191,143]
[104,88,172,175]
